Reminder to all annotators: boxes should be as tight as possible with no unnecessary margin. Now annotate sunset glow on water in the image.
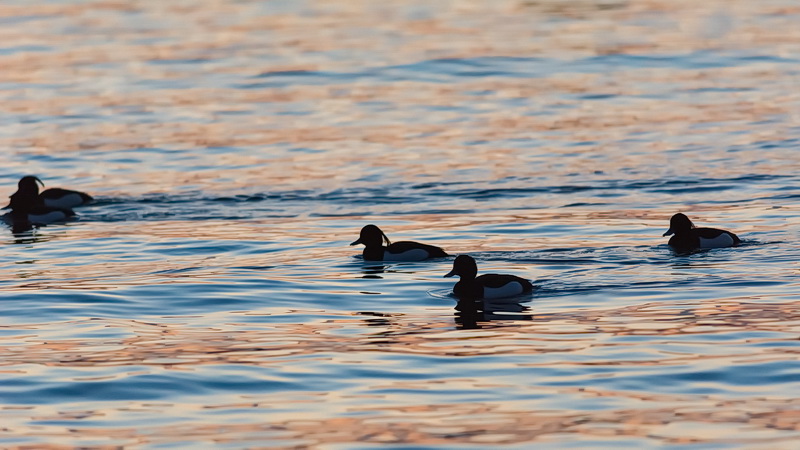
[1,0,799,448]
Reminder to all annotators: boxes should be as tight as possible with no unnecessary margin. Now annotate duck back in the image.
[477,274,533,299]
[363,241,447,261]
[27,208,75,224]
[669,227,740,249]
[454,274,533,300]
[40,188,93,208]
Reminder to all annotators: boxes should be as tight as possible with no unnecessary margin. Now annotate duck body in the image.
[664,213,740,250]
[40,187,93,209]
[22,207,75,225]
[5,176,93,211]
[351,224,448,262]
[452,274,534,299]
[445,255,533,300]
[667,227,740,249]
[366,241,449,262]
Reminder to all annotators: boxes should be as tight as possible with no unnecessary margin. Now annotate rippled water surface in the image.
[1,0,800,448]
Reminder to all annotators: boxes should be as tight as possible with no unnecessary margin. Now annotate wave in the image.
[56,172,795,223]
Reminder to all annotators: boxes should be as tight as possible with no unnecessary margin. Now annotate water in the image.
[1,0,799,447]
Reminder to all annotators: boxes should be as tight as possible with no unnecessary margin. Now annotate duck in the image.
[4,176,77,225]
[8,176,93,209]
[663,213,741,249]
[444,255,534,300]
[350,224,448,261]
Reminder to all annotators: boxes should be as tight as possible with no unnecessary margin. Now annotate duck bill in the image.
[663,228,674,237]
[34,176,45,188]
[444,270,456,278]
[349,239,362,246]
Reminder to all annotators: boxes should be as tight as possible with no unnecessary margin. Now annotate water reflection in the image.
[454,297,482,329]
[454,298,534,329]
[360,263,387,278]
[3,216,35,236]
[1,300,798,446]
[1,0,799,447]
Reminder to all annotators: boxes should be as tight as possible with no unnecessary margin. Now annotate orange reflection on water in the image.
[1,0,799,447]
[0,300,793,366]
[1,297,798,447]
[0,0,797,197]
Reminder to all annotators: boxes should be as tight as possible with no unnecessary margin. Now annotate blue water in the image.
[1,0,799,447]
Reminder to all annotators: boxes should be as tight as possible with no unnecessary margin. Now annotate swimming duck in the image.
[4,176,78,225]
[663,213,741,249]
[445,255,534,300]
[350,224,448,261]
[8,176,93,210]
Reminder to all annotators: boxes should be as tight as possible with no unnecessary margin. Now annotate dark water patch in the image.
[0,370,316,403]
[256,69,335,78]
[148,57,214,65]
[422,174,796,201]
[649,184,737,194]
[562,202,610,207]
[684,86,756,94]
[533,279,689,299]
[0,14,56,26]
[578,51,799,71]
[761,193,800,200]
[242,57,536,87]
[242,53,800,89]
[0,44,51,55]
[577,93,617,100]
[242,69,363,89]
[52,172,800,225]
[312,208,477,218]
[474,250,606,266]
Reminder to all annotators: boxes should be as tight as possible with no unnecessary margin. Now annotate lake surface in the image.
[1,0,799,448]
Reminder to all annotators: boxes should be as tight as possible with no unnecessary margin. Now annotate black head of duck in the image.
[350,224,391,248]
[7,176,45,210]
[663,213,694,237]
[444,254,478,280]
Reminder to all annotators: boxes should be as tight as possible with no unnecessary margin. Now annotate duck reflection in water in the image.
[6,225,43,244]
[360,263,387,278]
[454,298,533,329]
[6,219,35,235]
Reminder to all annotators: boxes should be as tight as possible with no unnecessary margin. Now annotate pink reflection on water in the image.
[0,298,798,446]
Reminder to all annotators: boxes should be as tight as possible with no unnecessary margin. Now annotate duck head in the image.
[17,176,44,194]
[663,213,695,236]
[350,224,391,247]
[444,255,478,280]
[8,176,45,211]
